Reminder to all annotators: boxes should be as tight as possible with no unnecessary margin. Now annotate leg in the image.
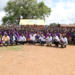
[46,40,49,46]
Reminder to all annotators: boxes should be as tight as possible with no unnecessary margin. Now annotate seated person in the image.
[39,34,46,46]
[0,32,2,47]
[19,34,26,45]
[30,34,35,45]
[72,35,75,44]
[53,34,60,47]
[46,34,52,46]
[35,33,40,43]
[2,33,10,46]
[60,35,68,48]
[10,32,18,45]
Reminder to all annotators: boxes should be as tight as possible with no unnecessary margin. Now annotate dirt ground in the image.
[0,44,75,75]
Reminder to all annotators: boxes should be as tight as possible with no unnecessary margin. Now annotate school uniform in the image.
[35,35,40,43]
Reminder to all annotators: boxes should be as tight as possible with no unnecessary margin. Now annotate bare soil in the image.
[0,44,75,75]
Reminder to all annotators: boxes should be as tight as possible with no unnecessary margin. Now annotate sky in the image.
[0,0,75,25]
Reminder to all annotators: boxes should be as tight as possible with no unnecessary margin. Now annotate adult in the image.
[60,35,68,48]
[2,33,10,46]
[46,34,52,46]
[30,34,36,45]
[53,34,60,47]
[10,32,18,45]
[19,34,26,45]
[39,34,46,46]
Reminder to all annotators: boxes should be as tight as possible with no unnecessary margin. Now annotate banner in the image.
[19,19,46,26]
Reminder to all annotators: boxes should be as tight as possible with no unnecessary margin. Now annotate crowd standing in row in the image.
[0,25,75,48]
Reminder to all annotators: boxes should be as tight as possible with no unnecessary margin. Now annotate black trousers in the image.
[20,41,27,45]
[41,41,46,46]
[3,41,9,46]
[30,40,35,44]
[54,41,59,47]
[11,41,18,45]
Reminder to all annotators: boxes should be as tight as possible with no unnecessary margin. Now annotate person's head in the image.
[49,34,51,37]
[12,32,15,35]
[42,34,43,37]
[63,35,66,38]
[0,32,1,35]
[37,33,39,35]
[22,34,24,36]
[31,34,33,36]
[54,34,56,37]
[5,33,7,37]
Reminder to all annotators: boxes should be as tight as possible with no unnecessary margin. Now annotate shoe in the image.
[64,45,66,48]
[61,46,63,48]
[50,44,51,46]
[47,44,49,46]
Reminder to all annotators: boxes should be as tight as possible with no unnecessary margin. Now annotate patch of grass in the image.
[0,45,24,51]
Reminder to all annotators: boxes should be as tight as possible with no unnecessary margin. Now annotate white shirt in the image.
[61,37,68,43]
[30,35,35,41]
[13,36,15,41]
[53,36,60,42]
[34,33,37,37]
[19,36,26,41]
[46,36,52,41]
[39,36,45,41]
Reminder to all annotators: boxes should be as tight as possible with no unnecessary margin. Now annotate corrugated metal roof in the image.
[61,24,75,27]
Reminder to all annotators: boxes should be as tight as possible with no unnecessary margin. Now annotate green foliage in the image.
[2,0,51,24]
[50,23,57,26]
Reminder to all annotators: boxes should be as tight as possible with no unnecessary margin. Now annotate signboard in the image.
[19,19,46,25]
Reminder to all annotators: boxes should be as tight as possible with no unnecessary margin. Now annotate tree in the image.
[50,23,57,26]
[2,0,51,24]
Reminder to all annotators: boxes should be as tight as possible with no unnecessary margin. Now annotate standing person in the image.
[53,34,60,47]
[2,33,10,46]
[69,31,73,44]
[58,23,60,28]
[46,34,52,46]
[60,35,68,48]
[72,31,75,44]
[39,34,46,46]
[10,32,18,45]
[19,34,26,45]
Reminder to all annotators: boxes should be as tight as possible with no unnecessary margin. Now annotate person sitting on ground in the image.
[60,35,68,48]
[46,34,52,46]
[10,32,18,45]
[35,33,40,43]
[30,33,36,45]
[2,33,10,46]
[53,34,60,47]
[0,32,2,47]
[72,35,75,44]
[39,34,46,46]
[19,34,26,45]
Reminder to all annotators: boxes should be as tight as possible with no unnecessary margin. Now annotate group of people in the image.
[0,25,75,48]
